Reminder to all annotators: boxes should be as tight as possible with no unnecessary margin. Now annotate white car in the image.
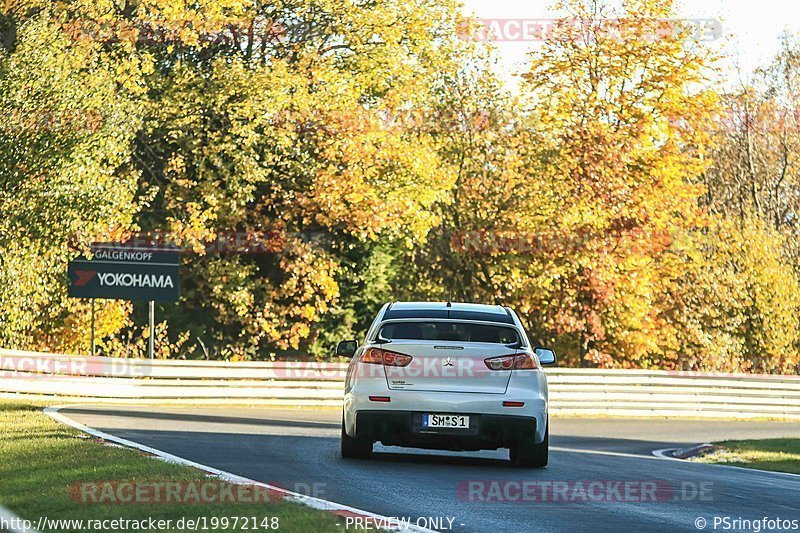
[338,301,556,467]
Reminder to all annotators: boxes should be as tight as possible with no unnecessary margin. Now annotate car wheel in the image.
[509,421,548,468]
[340,416,373,459]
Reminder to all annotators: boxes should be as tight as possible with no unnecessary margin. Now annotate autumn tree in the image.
[1,0,475,358]
[3,0,798,371]
[689,34,800,373]
[704,35,800,263]
[663,217,800,373]
[0,4,144,351]
[444,0,722,367]
[396,45,543,300]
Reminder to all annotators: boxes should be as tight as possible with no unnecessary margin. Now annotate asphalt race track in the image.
[57,406,800,532]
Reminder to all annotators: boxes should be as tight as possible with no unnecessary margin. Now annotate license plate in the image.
[423,414,469,429]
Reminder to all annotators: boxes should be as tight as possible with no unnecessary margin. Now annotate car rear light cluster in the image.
[484,353,539,370]
[369,396,391,402]
[360,347,413,367]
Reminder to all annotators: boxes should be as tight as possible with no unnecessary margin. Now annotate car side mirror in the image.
[336,340,358,357]
[534,347,557,367]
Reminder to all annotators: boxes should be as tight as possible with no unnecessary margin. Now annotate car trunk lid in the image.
[380,341,514,394]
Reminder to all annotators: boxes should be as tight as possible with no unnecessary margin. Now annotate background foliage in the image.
[1,0,799,372]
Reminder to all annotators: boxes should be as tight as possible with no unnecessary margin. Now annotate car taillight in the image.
[484,353,539,370]
[513,353,538,369]
[360,347,413,367]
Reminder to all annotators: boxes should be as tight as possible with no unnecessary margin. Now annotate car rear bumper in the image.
[353,410,539,451]
[343,363,549,448]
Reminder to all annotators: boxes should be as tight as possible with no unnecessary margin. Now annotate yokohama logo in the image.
[73,270,97,286]
[97,272,175,288]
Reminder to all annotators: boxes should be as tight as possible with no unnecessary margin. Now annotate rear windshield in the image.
[378,321,520,344]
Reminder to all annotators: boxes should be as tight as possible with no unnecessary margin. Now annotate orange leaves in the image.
[1,0,477,359]
[665,217,800,373]
[280,94,451,241]
[8,0,797,370]
[504,0,724,367]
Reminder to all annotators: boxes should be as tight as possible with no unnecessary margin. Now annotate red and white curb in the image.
[44,406,435,532]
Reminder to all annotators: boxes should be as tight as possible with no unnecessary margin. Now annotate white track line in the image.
[44,405,435,533]
[552,446,666,461]
[652,447,682,460]
[558,445,800,480]
[0,505,38,533]
[651,445,800,479]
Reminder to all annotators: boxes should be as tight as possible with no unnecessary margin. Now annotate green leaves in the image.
[0,11,143,351]
[2,0,798,372]
[665,218,800,373]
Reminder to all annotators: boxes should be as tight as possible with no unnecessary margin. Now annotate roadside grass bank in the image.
[0,400,347,532]
[693,438,800,474]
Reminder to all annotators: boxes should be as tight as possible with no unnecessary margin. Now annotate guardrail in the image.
[2,349,800,418]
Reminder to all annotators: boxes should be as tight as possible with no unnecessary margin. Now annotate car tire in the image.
[509,421,548,468]
[340,416,373,459]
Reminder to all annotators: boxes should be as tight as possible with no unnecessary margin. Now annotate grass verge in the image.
[0,400,346,532]
[694,438,800,474]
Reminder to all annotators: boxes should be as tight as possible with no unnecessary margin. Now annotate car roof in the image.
[382,301,514,325]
